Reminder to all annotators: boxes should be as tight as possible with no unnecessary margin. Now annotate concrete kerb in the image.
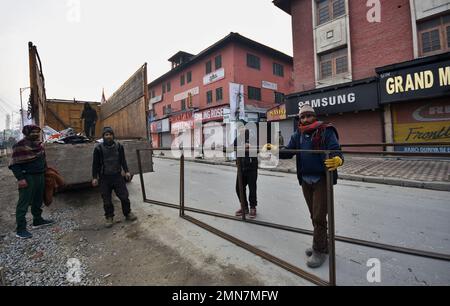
[0,266,6,286]
[153,156,450,192]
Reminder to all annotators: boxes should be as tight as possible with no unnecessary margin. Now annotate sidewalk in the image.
[153,151,450,191]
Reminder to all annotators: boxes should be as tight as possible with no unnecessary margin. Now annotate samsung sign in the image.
[285,81,379,117]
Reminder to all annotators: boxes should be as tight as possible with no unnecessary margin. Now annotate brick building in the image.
[148,32,293,149]
[273,0,450,152]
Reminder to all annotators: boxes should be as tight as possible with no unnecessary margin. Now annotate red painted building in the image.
[273,0,450,151]
[148,32,293,148]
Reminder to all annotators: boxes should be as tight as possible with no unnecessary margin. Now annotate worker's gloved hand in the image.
[324,156,343,171]
[262,143,278,152]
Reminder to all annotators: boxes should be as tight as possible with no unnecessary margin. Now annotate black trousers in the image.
[235,168,258,209]
[100,174,131,218]
[85,122,96,138]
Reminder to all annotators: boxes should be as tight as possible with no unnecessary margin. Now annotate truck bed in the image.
[45,140,153,186]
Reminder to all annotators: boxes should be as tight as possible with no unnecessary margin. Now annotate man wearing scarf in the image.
[264,105,343,268]
[92,127,137,228]
[9,125,55,239]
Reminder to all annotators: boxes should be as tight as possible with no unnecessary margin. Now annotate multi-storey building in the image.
[273,0,450,152]
[148,32,293,148]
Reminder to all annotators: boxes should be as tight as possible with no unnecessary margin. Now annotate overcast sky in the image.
[0,0,293,130]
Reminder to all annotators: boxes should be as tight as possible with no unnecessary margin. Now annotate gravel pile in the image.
[0,207,103,286]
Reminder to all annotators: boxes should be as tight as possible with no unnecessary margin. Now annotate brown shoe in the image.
[249,208,257,219]
[125,212,138,222]
[235,208,249,217]
[105,217,114,228]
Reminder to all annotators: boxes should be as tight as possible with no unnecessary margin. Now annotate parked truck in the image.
[27,42,153,187]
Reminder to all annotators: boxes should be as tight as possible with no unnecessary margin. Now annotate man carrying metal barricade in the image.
[263,105,344,268]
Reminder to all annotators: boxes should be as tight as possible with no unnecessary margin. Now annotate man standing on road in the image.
[233,124,258,219]
[9,125,55,239]
[81,103,98,139]
[264,105,343,268]
[92,127,137,228]
[278,131,285,147]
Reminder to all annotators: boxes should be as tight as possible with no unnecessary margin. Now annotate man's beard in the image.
[27,135,40,141]
[104,138,114,145]
[301,120,314,126]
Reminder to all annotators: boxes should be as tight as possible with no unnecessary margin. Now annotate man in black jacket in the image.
[233,124,258,219]
[92,127,137,228]
[81,103,98,139]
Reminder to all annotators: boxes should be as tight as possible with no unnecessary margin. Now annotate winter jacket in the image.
[280,126,343,185]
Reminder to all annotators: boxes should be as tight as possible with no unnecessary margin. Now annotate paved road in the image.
[139,158,450,285]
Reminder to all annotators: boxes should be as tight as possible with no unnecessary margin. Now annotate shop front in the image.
[149,118,170,148]
[170,111,194,148]
[266,103,294,146]
[377,53,450,153]
[198,106,227,151]
[284,78,381,149]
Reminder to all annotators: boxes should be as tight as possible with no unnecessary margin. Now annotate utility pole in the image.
[20,87,30,130]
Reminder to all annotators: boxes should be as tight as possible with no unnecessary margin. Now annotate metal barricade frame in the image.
[137,144,450,286]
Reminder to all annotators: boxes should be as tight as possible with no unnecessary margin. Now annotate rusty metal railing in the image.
[137,143,450,286]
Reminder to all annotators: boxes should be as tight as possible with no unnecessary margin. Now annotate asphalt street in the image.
[138,158,450,285]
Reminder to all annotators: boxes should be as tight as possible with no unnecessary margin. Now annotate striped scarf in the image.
[10,138,45,166]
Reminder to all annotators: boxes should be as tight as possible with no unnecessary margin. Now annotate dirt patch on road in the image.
[0,165,261,285]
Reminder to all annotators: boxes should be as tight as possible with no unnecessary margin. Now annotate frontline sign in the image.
[379,59,450,104]
[285,81,378,117]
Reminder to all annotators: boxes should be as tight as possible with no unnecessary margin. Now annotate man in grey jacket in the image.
[92,127,137,228]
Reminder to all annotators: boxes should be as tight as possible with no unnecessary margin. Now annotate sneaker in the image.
[125,212,138,222]
[306,251,327,268]
[105,217,114,228]
[16,230,33,239]
[249,208,257,219]
[32,219,55,229]
[305,247,313,257]
[235,208,249,217]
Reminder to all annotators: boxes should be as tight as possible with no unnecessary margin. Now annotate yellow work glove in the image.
[262,143,278,152]
[324,156,343,171]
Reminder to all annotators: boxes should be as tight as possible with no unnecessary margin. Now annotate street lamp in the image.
[19,87,30,130]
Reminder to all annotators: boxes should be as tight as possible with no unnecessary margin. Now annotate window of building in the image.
[273,62,284,77]
[216,87,223,102]
[163,105,172,115]
[206,90,213,104]
[215,55,222,70]
[181,99,186,111]
[187,71,192,83]
[206,61,212,74]
[319,48,348,80]
[275,92,284,104]
[418,14,450,56]
[248,86,261,101]
[151,90,155,98]
[180,74,185,86]
[247,53,261,70]
[317,0,346,26]
[162,84,166,94]
[167,82,171,92]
